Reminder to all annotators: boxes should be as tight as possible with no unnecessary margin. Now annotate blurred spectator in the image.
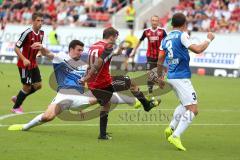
[0,0,239,33]
[48,23,60,45]
[57,8,67,25]
[0,0,128,28]
[108,0,121,14]
[125,1,135,29]
[22,8,32,24]
[160,0,240,33]
[124,29,138,71]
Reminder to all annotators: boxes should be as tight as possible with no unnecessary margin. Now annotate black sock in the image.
[100,111,109,136]
[132,62,135,71]
[13,90,28,109]
[131,89,148,107]
[147,81,154,94]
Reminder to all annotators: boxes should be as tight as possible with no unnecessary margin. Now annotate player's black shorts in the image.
[112,75,131,92]
[18,67,42,85]
[146,57,158,70]
[90,76,131,106]
[127,20,134,29]
[91,84,114,106]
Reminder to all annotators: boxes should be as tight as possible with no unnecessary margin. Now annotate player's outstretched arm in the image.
[157,50,166,88]
[157,50,166,77]
[31,42,55,60]
[188,32,215,54]
[130,41,141,57]
[112,42,127,56]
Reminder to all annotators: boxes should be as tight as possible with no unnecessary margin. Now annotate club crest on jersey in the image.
[157,31,162,36]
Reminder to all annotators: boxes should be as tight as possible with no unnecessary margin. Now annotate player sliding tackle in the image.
[8,39,157,137]
[154,13,215,151]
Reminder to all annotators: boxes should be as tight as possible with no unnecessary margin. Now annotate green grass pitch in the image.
[0,63,240,160]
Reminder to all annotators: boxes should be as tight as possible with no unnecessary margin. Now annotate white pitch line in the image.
[43,123,240,126]
[1,108,240,122]
[0,111,43,121]
[1,123,240,128]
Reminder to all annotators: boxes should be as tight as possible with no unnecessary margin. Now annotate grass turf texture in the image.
[0,63,240,160]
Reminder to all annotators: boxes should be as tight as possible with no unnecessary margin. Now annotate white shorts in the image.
[51,92,91,110]
[167,79,197,106]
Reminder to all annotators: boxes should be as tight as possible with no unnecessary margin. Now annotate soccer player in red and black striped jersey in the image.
[81,27,119,140]
[81,27,156,140]
[11,12,44,114]
[131,15,167,95]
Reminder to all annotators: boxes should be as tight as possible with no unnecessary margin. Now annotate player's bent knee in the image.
[33,83,42,90]
[23,85,32,93]
[129,80,138,91]
[186,104,198,116]
[192,109,198,116]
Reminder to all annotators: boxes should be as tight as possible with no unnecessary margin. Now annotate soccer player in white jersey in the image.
[158,13,215,151]
[8,40,95,131]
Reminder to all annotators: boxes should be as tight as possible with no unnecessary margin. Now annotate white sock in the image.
[173,110,195,137]
[169,104,186,130]
[111,93,135,105]
[23,113,44,130]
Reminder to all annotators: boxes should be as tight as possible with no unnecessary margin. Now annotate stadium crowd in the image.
[0,0,127,27]
[0,0,239,33]
[159,0,240,33]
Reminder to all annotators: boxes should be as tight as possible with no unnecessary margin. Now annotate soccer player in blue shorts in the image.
[158,13,215,151]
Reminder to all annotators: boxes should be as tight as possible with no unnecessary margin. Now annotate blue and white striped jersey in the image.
[52,52,88,93]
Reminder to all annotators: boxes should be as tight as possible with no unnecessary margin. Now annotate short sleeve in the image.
[100,48,114,63]
[52,52,66,64]
[163,29,167,38]
[139,30,146,41]
[16,29,30,48]
[180,32,194,48]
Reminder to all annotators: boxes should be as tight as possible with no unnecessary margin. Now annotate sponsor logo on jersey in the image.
[149,36,159,41]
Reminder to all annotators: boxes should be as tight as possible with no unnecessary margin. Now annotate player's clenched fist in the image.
[23,59,31,67]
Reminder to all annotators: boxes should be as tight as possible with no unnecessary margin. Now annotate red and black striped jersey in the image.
[140,27,167,59]
[87,41,113,90]
[16,28,44,69]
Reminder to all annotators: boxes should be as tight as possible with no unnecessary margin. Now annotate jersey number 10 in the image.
[88,49,99,66]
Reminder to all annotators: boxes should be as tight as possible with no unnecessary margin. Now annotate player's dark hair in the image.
[68,40,84,51]
[171,13,186,28]
[103,27,119,39]
[151,15,159,19]
[32,12,43,20]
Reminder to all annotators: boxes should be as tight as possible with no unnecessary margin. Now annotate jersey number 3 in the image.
[166,40,173,59]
